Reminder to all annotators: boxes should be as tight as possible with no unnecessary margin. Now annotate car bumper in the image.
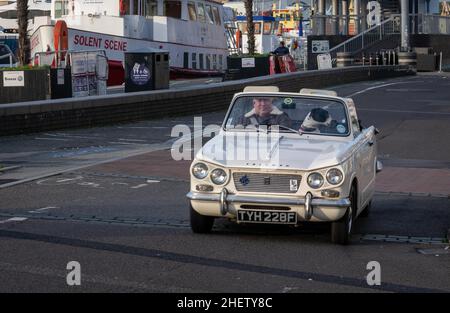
[187,188,351,222]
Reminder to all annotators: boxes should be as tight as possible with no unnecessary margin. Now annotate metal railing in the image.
[328,14,401,60]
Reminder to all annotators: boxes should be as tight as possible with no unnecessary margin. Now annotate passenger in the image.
[239,97,292,128]
[300,108,333,133]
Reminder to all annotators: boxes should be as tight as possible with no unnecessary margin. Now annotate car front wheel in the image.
[190,204,215,233]
[331,186,356,245]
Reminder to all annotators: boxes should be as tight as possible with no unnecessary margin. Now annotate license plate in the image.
[237,210,297,224]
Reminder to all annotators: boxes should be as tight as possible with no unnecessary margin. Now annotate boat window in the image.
[197,3,206,22]
[54,0,69,18]
[164,0,181,19]
[205,5,214,24]
[254,22,261,35]
[183,52,189,68]
[218,55,223,70]
[199,53,204,70]
[145,0,158,17]
[206,54,211,70]
[132,0,139,15]
[212,54,217,70]
[237,22,247,34]
[263,22,272,35]
[191,53,197,69]
[187,2,197,20]
[212,7,221,25]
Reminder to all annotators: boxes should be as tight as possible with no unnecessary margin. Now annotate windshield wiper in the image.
[272,125,303,136]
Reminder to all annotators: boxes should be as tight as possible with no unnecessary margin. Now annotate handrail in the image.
[328,14,400,56]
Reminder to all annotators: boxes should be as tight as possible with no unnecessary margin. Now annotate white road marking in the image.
[0,217,28,224]
[108,141,142,145]
[131,184,148,189]
[146,179,160,183]
[345,82,402,97]
[28,206,57,214]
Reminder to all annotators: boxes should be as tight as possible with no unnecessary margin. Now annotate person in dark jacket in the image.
[238,97,292,128]
[272,41,290,56]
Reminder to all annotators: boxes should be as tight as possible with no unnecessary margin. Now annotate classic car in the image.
[186,86,382,244]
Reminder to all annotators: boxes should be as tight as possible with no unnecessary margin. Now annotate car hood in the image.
[197,132,355,171]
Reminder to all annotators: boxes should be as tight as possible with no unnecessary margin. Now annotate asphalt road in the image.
[0,72,449,293]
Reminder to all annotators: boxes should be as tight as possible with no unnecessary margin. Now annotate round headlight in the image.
[326,168,343,185]
[210,168,227,185]
[192,163,208,179]
[307,172,324,189]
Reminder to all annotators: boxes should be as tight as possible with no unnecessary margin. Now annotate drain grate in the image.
[360,234,447,245]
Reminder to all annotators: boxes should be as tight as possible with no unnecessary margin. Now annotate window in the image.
[205,5,214,24]
[199,53,204,70]
[54,0,69,18]
[237,22,247,34]
[183,52,189,68]
[212,54,217,70]
[164,0,181,19]
[197,3,206,22]
[187,2,197,21]
[263,22,272,35]
[254,22,261,35]
[206,54,211,70]
[145,0,157,17]
[212,7,221,25]
[191,53,197,69]
[218,55,223,70]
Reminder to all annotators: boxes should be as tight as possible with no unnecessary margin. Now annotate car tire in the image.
[190,204,215,233]
[359,201,371,218]
[331,186,356,245]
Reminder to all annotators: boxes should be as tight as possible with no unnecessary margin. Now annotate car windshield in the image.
[224,95,350,136]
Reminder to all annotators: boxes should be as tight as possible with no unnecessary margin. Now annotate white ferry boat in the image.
[29,0,228,80]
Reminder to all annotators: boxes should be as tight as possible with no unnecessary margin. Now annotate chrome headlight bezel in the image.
[210,168,228,185]
[192,162,209,179]
[326,168,344,185]
[307,172,324,189]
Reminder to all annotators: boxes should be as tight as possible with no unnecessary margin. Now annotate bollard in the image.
[362,54,365,66]
[376,54,379,66]
[398,51,417,68]
[388,51,391,65]
[369,55,372,66]
[336,52,354,67]
[440,52,443,72]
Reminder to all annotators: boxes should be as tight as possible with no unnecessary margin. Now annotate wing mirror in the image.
[374,128,380,135]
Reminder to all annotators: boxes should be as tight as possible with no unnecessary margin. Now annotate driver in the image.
[300,107,333,133]
[239,97,292,128]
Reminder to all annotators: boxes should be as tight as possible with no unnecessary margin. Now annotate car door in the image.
[347,99,376,211]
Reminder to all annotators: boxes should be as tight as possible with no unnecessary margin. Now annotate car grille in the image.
[232,172,302,194]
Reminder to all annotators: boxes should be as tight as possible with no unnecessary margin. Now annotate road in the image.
[0,72,449,293]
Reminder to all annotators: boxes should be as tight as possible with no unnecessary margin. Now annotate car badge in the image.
[264,177,271,185]
[239,175,250,186]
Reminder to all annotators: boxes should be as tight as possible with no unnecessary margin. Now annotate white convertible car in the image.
[187,86,382,244]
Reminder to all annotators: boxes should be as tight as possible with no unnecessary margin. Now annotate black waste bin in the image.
[125,50,170,92]
[49,68,72,99]
[153,52,169,90]
[125,52,153,93]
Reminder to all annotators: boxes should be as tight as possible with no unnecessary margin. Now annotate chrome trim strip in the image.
[187,192,351,208]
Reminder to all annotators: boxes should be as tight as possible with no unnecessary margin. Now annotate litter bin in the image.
[153,52,169,90]
[125,50,169,93]
[49,68,72,99]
